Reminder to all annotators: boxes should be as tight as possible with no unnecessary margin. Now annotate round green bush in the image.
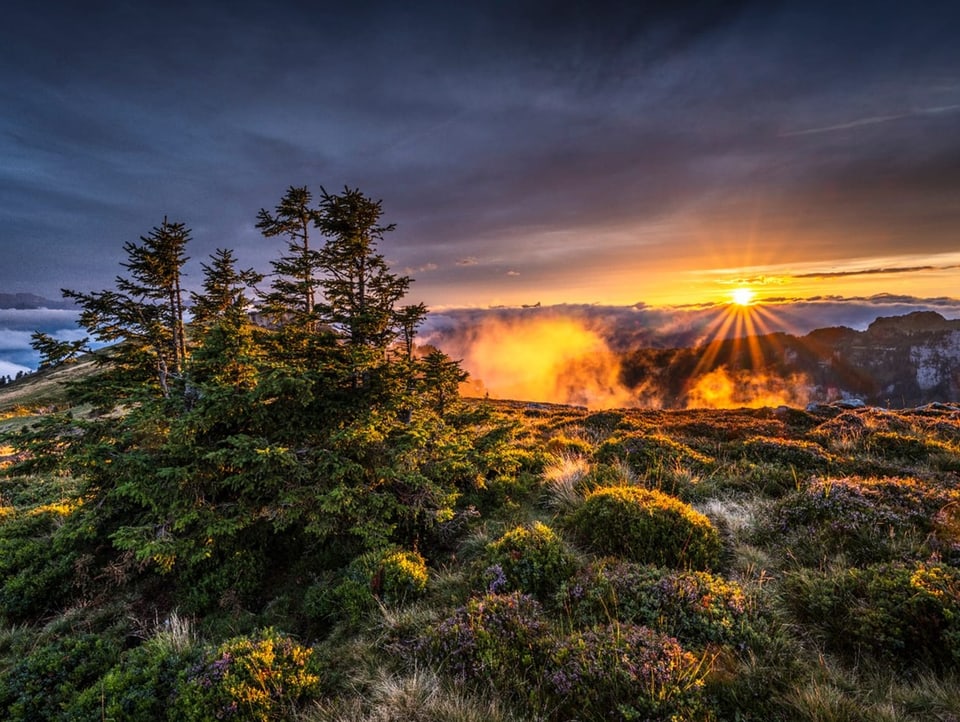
[568,486,722,570]
[310,547,429,627]
[545,623,707,721]
[374,548,429,604]
[173,628,320,721]
[558,560,754,648]
[485,521,575,598]
[787,561,960,669]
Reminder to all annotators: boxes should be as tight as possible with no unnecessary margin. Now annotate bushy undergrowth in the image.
[756,476,956,565]
[596,431,715,477]
[733,435,837,475]
[174,628,320,721]
[484,521,575,599]
[424,591,708,721]
[6,395,960,720]
[0,632,121,721]
[557,559,756,649]
[568,485,722,570]
[787,561,960,669]
[306,547,429,628]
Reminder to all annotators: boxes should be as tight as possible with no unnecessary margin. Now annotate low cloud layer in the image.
[421,295,960,409]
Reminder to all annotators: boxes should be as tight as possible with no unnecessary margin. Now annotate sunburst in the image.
[731,287,754,306]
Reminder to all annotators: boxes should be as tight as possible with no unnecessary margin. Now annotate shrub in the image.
[426,592,708,720]
[786,562,960,669]
[568,486,722,570]
[0,632,121,721]
[484,521,575,599]
[735,436,836,474]
[70,635,200,721]
[864,431,960,471]
[0,503,84,622]
[558,560,754,649]
[596,432,714,477]
[544,623,707,721]
[308,547,430,627]
[173,628,320,721]
[756,476,955,565]
[426,592,548,690]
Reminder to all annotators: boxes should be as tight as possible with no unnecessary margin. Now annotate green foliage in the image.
[70,635,200,722]
[734,435,836,474]
[755,476,953,565]
[865,431,960,470]
[787,561,960,669]
[558,560,755,649]
[174,628,320,721]
[0,633,120,721]
[0,497,88,622]
[29,331,88,370]
[544,624,707,721]
[596,431,715,476]
[568,485,722,570]
[426,592,708,720]
[308,547,430,627]
[63,217,190,398]
[484,521,575,599]
[426,592,549,702]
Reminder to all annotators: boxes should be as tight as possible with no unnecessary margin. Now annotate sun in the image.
[731,287,754,306]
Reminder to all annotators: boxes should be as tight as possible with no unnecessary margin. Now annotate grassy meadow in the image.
[2,370,960,720]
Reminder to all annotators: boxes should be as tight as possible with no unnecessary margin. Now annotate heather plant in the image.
[756,476,955,565]
[426,592,549,697]
[568,486,722,570]
[733,436,836,475]
[557,560,755,649]
[544,623,708,721]
[597,431,714,477]
[484,521,576,599]
[863,431,960,471]
[426,592,709,720]
[786,561,960,669]
[173,628,320,721]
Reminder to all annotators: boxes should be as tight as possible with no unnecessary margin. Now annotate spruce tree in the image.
[256,186,323,327]
[316,187,413,351]
[190,247,262,329]
[63,218,191,397]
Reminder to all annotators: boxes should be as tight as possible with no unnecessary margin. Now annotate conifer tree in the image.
[63,218,191,396]
[316,186,413,352]
[256,186,323,326]
[190,248,262,329]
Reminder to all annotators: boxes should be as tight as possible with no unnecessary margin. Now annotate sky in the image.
[2,1,960,378]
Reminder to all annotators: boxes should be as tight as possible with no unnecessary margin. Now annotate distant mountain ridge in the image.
[0,293,75,310]
[620,311,960,408]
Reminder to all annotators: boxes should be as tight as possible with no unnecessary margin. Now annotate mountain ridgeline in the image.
[620,311,960,408]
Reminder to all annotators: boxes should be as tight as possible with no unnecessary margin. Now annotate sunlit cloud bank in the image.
[420,295,960,409]
[438,314,635,409]
[685,368,811,410]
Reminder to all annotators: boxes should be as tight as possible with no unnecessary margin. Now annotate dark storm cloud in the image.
[1,0,958,303]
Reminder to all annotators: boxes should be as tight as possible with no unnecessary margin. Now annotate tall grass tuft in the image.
[541,453,591,513]
[305,667,522,722]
